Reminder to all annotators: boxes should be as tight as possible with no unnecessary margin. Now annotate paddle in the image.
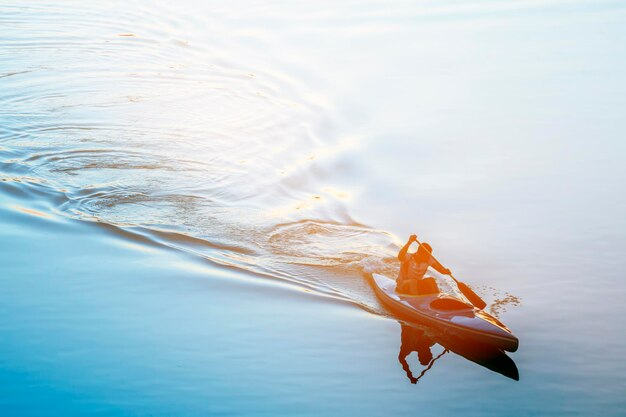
[414,349,449,384]
[414,237,487,310]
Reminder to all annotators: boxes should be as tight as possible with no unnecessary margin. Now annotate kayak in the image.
[369,273,519,352]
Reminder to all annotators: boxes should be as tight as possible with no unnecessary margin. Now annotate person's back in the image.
[396,235,450,294]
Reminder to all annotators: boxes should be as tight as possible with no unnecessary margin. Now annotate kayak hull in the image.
[369,273,519,352]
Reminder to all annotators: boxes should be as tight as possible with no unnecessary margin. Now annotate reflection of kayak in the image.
[444,337,519,380]
[370,273,519,352]
[399,321,519,380]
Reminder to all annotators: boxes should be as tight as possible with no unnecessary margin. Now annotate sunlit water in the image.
[1,1,625,415]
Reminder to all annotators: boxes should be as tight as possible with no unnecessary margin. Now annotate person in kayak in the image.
[397,234,450,295]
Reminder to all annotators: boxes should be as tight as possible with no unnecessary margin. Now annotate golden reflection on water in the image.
[11,205,51,219]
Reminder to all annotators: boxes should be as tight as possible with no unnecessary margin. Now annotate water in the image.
[1,1,625,415]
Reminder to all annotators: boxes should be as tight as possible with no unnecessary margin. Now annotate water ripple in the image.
[0,0,515,314]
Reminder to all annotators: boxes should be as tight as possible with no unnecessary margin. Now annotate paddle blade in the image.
[457,281,487,310]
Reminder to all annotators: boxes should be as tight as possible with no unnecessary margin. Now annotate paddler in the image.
[397,234,450,295]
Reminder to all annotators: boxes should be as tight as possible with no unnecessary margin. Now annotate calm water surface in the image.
[1,1,625,415]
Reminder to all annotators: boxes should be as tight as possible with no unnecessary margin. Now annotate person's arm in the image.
[398,235,416,261]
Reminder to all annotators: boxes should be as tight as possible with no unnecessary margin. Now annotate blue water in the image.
[1,0,625,415]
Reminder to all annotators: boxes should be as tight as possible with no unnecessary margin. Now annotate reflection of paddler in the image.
[398,324,435,384]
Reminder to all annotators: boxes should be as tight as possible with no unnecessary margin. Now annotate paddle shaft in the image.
[414,349,449,383]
